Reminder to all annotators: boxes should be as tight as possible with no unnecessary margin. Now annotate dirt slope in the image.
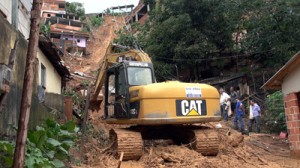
[81,15,125,73]
[65,15,125,89]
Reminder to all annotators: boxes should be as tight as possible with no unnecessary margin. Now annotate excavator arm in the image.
[92,43,152,101]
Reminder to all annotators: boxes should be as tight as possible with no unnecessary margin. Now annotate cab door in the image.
[114,66,130,118]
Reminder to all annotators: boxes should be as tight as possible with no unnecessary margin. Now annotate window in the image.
[77,39,80,43]
[117,68,126,96]
[41,64,46,88]
[47,13,51,17]
[58,3,65,9]
[127,67,153,86]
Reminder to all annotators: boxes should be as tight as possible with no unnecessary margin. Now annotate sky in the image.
[67,0,140,14]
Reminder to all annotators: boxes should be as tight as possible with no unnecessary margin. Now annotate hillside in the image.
[65,14,300,168]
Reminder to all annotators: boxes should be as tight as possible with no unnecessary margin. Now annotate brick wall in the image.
[284,92,300,156]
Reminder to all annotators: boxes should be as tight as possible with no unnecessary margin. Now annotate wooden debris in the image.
[160,153,181,163]
[100,141,115,154]
[117,152,124,168]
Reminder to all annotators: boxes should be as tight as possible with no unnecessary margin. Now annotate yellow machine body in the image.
[105,81,221,125]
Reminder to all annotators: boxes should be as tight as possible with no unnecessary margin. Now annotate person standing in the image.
[230,86,238,116]
[219,88,230,121]
[234,97,245,133]
[249,99,261,133]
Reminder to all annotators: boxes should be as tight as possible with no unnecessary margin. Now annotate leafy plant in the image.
[40,22,51,37]
[0,119,79,168]
[66,2,85,20]
[263,91,286,133]
[63,87,84,107]
[81,80,90,87]
[0,141,14,167]
[91,16,103,27]
[114,21,151,50]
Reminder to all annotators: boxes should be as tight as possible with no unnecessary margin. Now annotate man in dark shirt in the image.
[230,86,238,116]
[234,97,245,133]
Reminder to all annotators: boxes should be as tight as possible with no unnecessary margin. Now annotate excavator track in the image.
[192,129,220,156]
[109,128,143,160]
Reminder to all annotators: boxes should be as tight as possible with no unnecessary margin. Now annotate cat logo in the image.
[176,100,207,116]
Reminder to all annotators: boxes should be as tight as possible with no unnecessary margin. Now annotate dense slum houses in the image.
[41,0,89,56]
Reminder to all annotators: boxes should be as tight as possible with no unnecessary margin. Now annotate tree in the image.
[114,22,150,49]
[240,0,300,68]
[66,2,85,20]
[115,0,300,81]
[145,0,237,81]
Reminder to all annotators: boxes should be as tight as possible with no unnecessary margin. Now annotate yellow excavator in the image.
[92,43,221,160]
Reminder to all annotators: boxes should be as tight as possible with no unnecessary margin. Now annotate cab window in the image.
[127,67,153,86]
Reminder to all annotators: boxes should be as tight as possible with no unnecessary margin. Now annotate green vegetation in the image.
[40,22,50,36]
[264,91,286,133]
[115,0,300,81]
[114,22,150,50]
[66,2,85,20]
[63,87,83,108]
[0,119,79,168]
[91,16,104,27]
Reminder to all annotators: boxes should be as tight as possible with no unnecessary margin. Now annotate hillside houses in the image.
[41,0,89,55]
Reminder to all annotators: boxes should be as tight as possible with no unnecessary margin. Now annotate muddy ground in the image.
[69,110,300,168]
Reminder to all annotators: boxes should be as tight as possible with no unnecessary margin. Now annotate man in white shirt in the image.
[219,88,230,121]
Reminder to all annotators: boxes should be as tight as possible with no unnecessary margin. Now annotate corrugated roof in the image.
[262,51,300,89]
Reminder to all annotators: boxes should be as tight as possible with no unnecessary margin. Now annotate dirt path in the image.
[71,111,300,168]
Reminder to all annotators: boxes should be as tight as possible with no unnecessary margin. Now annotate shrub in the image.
[263,91,286,133]
[0,119,79,168]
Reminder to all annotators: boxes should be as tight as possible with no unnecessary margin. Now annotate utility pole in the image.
[12,1,42,167]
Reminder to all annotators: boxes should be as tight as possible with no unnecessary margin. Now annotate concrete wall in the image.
[42,12,56,19]
[42,0,65,12]
[37,48,62,94]
[0,16,64,138]
[282,65,300,95]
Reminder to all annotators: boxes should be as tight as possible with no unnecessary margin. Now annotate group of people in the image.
[219,87,261,134]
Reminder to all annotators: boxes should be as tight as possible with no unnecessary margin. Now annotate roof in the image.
[39,34,71,79]
[262,51,300,89]
[200,73,245,86]
[111,5,134,10]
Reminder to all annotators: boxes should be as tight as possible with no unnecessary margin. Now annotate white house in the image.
[263,51,300,157]
[38,34,70,96]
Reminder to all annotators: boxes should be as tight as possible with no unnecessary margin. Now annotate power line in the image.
[153,53,254,62]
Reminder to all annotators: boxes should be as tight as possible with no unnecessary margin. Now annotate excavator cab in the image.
[104,61,155,119]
